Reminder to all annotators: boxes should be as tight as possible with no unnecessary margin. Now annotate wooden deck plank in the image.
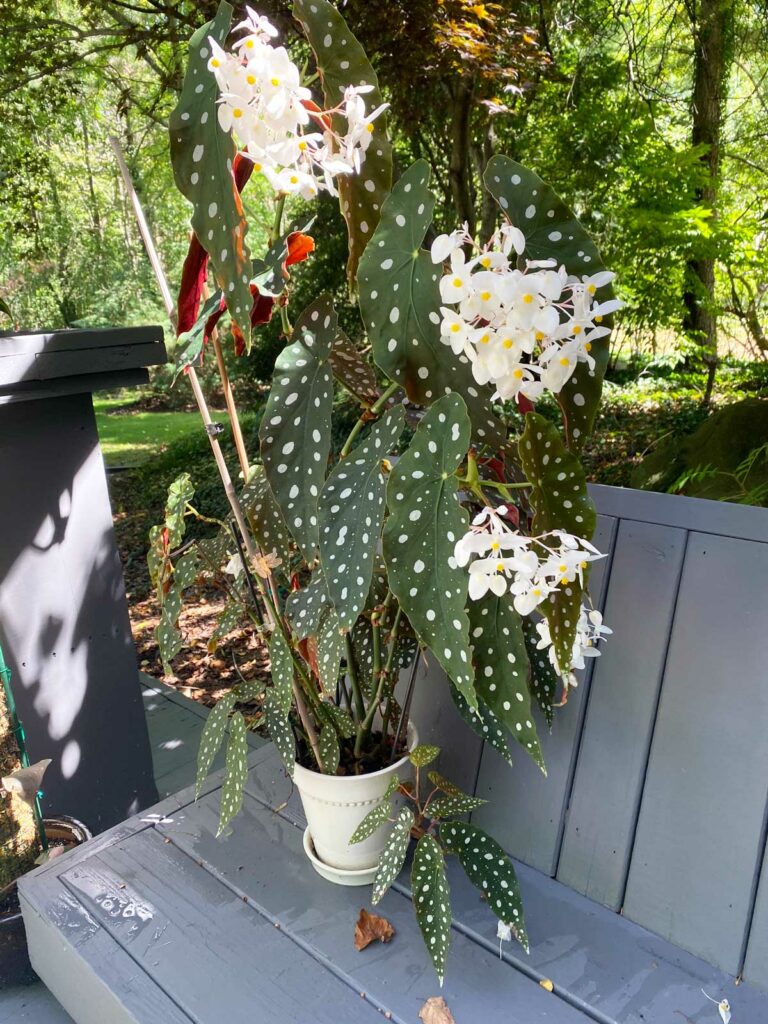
[557,520,687,908]
[156,770,594,1024]
[59,830,400,1024]
[471,514,618,875]
[622,532,768,975]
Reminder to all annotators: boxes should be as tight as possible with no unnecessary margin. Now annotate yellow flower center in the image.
[560,577,569,585]
[211,58,221,68]
[491,541,500,551]
[584,341,592,351]
[559,564,567,572]
[522,293,533,304]
[290,175,299,184]
[246,38,254,48]
[587,283,596,294]
[480,291,491,301]
[496,562,505,572]
[580,560,588,569]
[502,339,513,349]
[232,108,243,118]
[271,77,280,86]
[481,256,491,268]
[559,357,570,367]
[573,324,582,334]
[479,333,490,345]
[450,323,461,333]
[253,162,262,171]
[298,141,308,151]
[533,588,542,597]
[535,330,544,341]
[366,123,375,132]
[513,368,523,379]
[595,314,603,323]
[452,277,463,288]
[246,74,256,85]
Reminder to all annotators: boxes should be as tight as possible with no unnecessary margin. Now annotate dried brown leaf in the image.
[419,996,457,1024]
[354,907,395,950]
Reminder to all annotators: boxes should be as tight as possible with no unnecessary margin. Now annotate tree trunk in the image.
[683,0,734,360]
[447,78,477,235]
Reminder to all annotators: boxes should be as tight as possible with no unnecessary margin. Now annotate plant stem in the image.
[340,381,400,458]
[355,607,402,756]
[344,635,366,722]
[475,478,533,490]
[270,193,287,247]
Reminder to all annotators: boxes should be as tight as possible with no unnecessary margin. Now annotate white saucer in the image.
[302,827,378,887]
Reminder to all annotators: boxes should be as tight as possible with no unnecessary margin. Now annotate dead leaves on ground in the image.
[419,996,457,1024]
[354,907,395,950]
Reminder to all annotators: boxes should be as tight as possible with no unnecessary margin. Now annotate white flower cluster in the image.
[207,8,387,198]
[431,225,622,402]
[455,506,611,678]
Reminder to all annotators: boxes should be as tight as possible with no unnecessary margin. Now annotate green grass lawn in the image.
[94,394,228,467]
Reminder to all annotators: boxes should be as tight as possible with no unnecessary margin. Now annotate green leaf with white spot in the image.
[319,407,405,630]
[383,394,477,708]
[165,473,195,551]
[218,710,249,836]
[330,330,380,407]
[484,155,615,450]
[348,615,374,691]
[269,629,294,714]
[412,834,452,984]
[173,290,223,380]
[523,615,556,728]
[196,691,236,797]
[316,701,356,739]
[265,688,295,776]
[428,793,487,819]
[427,771,471,799]
[317,722,340,775]
[259,295,335,563]
[294,0,392,290]
[358,161,505,449]
[409,744,440,768]
[372,806,413,904]
[468,594,545,773]
[240,467,292,570]
[169,2,252,347]
[156,549,200,672]
[441,821,529,953]
[520,412,596,678]
[316,608,343,694]
[285,570,332,640]
[207,597,245,653]
[450,684,513,766]
[350,774,400,844]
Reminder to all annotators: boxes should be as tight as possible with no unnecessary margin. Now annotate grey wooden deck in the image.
[2,675,259,1024]
[12,484,768,1023]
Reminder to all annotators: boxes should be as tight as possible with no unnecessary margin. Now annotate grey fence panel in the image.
[557,519,687,908]
[622,531,768,975]
[744,843,768,988]
[472,514,618,875]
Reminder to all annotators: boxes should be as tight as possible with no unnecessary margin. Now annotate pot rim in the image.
[293,720,418,784]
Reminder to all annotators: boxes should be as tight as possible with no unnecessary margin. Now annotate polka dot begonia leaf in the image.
[441,821,529,953]
[329,329,380,408]
[427,792,487,820]
[164,473,195,551]
[317,721,340,775]
[382,394,477,709]
[156,549,200,674]
[196,691,236,798]
[207,596,245,654]
[173,289,222,379]
[315,607,344,695]
[348,615,374,697]
[240,466,292,572]
[468,593,546,774]
[217,710,249,836]
[350,773,401,844]
[522,615,556,728]
[268,628,294,716]
[316,701,356,740]
[409,744,440,769]
[293,0,392,290]
[259,294,335,564]
[371,806,414,905]
[449,684,513,767]
[483,155,615,451]
[285,570,332,641]
[520,412,597,682]
[319,406,405,630]
[169,3,252,349]
[357,161,504,449]
[265,687,295,777]
[411,833,452,984]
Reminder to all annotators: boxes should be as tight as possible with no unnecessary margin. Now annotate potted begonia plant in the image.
[151,0,618,982]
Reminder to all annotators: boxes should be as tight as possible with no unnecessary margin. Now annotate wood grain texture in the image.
[622,532,768,974]
[557,520,687,908]
[471,514,618,875]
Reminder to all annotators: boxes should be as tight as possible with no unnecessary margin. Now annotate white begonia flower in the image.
[701,992,731,1024]
[431,229,467,264]
[439,307,473,356]
[511,577,552,616]
[468,557,513,600]
[499,222,526,256]
[439,250,472,303]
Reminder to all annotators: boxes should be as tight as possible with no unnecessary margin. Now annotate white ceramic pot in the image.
[294,722,418,886]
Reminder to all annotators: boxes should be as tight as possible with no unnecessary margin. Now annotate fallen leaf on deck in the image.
[540,978,554,992]
[419,996,457,1024]
[354,908,395,950]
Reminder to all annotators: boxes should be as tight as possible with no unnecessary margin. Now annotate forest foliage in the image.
[1,0,767,376]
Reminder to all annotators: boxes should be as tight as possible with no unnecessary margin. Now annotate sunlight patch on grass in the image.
[95,409,229,466]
